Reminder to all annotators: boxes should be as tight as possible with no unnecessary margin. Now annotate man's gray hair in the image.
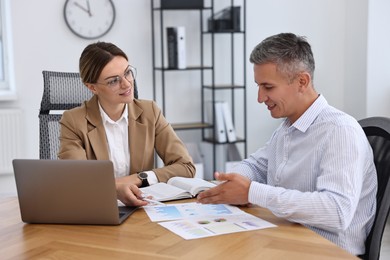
[249,33,315,83]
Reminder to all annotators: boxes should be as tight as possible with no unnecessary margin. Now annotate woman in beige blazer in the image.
[59,42,195,206]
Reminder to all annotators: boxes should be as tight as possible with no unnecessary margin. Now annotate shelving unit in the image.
[151,0,247,175]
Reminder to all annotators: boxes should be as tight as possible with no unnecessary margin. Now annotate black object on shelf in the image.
[208,6,241,32]
[166,27,186,69]
[167,27,178,68]
[161,0,204,9]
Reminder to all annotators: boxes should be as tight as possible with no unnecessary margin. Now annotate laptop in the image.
[12,159,138,225]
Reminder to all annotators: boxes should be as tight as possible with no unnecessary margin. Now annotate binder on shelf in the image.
[161,0,204,9]
[208,6,241,32]
[166,26,186,69]
[221,101,237,142]
[214,101,227,143]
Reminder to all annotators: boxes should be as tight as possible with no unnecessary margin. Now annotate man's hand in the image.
[197,171,251,205]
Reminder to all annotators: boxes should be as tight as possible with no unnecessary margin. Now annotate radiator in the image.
[0,109,22,174]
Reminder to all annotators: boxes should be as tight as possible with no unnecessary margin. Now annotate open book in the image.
[140,177,216,202]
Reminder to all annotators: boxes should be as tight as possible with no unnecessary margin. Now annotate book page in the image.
[140,183,192,202]
[167,177,216,196]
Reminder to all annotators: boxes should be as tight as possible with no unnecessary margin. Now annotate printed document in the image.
[143,202,276,239]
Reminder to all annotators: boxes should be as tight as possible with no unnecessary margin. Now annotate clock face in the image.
[63,0,116,39]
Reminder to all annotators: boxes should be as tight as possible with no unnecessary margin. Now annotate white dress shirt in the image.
[232,95,377,255]
[99,103,130,178]
[98,103,158,184]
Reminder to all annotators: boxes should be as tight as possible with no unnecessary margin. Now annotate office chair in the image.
[39,71,92,159]
[358,116,390,260]
[39,70,139,159]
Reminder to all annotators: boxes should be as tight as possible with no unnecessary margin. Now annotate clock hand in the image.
[86,0,92,17]
[74,2,91,16]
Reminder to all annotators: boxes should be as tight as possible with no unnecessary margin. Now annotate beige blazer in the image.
[58,95,195,182]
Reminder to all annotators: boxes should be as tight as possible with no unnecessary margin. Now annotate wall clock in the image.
[63,0,116,39]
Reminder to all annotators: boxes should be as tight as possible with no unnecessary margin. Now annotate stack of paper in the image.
[225,143,242,172]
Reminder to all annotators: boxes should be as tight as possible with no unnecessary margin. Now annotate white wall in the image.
[344,0,368,119]
[1,0,389,194]
[367,0,390,117]
[245,0,351,154]
[0,0,156,194]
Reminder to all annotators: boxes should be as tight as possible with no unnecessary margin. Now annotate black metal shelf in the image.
[153,7,212,11]
[203,137,247,145]
[203,30,245,34]
[153,66,213,71]
[151,0,247,173]
[172,122,212,131]
[203,84,246,90]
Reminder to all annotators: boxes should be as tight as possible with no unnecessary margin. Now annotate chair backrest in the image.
[39,71,92,160]
[39,71,93,159]
[358,116,390,260]
[39,70,139,159]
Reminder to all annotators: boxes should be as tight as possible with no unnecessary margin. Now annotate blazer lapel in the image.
[85,96,110,160]
[128,102,147,173]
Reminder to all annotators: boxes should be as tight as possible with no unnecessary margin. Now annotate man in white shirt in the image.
[197,32,377,256]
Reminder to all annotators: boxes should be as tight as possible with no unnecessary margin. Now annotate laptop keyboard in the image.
[118,206,138,219]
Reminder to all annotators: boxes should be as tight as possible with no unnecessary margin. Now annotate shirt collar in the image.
[98,102,128,125]
[284,94,328,133]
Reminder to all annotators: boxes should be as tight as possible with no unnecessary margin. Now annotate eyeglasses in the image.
[95,65,137,89]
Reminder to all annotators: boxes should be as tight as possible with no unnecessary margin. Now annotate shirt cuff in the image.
[145,170,158,185]
[248,182,271,208]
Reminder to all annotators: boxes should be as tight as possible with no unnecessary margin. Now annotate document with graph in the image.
[143,202,243,222]
[143,202,276,239]
[159,212,276,240]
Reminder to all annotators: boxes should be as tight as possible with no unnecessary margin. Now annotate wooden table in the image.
[0,196,358,259]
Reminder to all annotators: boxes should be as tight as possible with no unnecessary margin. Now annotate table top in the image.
[0,196,358,260]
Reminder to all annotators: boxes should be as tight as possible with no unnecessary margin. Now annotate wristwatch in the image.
[137,172,150,187]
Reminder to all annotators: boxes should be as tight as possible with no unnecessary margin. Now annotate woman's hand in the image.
[116,183,148,207]
[116,174,142,187]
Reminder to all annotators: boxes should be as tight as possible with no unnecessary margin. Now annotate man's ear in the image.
[85,83,98,94]
[298,72,311,92]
